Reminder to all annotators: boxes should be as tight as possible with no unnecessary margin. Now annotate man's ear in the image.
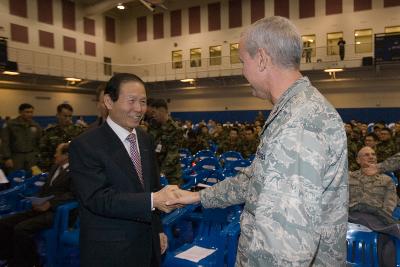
[257,48,268,72]
[103,94,114,110]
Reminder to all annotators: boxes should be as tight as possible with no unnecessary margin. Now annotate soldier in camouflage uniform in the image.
[217,128,243,155]
[240,126,258,159]
[168,16,348,266]
[376,127,398,163]
[38,103,84,171]
[1,103,42,173]
[148,99,183,185]
[349,146,397,217]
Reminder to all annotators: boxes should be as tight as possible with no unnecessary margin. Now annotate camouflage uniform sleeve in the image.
[200,167,252,208]
[0,124,11,159]
[379,152,400,173]
[383,175,398,215]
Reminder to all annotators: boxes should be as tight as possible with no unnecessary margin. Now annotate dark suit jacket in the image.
[39,164,74,210]
[70,122,162,267]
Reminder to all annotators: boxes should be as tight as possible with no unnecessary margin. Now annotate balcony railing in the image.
[7,43,374,82]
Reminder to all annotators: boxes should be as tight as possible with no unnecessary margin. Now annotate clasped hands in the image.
[153,185,201,213]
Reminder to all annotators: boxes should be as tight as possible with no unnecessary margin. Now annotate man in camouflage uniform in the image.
[376,127,398,163]
[148,99,183,185]
[349,146,397,217]
[38,103,84,171]
[217,128,243,155]
[168,16,348,266]
[240,126,258,159]
[1,103,42,173]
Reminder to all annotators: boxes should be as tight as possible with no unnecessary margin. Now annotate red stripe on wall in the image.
[137,16,147,42]
[10,24,28,43]
[84,41,96,56]
[39,30,54,48]
[229,0,242,28]
[354,0,372,11]
[274,0,289,18]
[251,0,265,23]
[299,0,315,18]
[326,0,342,15]
[153,13,164,39]
[170,9,181,37]
[208,2,221,31]
[9,0,27,18]
[105,16,116,43]
[84,17,95,35]
[38,0,53,24]
[189,6,201,34]
[63,36,76,53]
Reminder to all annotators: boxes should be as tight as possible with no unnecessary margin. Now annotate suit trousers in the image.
[0,210,53,267]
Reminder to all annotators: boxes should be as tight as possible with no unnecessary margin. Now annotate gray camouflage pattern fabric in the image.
[200,77,348,266]
[379,152,400,173]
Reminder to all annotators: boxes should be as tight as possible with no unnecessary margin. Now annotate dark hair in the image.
[230,127,239,134]
[150,99,168,110]
[381,127,392,133]
[104,73,145,102]
[95,83,106,101]
[57,103,73,113]
[146,98,155,106]
[245,126,254,133]
[19,103,33,112]
[365,133,378,141]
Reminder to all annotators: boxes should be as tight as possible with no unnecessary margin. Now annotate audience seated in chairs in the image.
[349,146,399,267]
[0,142,74,267]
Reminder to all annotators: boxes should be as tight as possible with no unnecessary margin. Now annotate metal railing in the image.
[7,43,374,82]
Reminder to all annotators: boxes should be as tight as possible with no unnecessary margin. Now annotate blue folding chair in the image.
[162,206,240,267]
[346,223,379,267]
[247,154,255,162]
[0,185,24,217]
[386,172,399,187]
[180,156,194,172]
[179,148,192,159]
[8,169,30,188]
[219,151,244,169]
[194,150,216,161]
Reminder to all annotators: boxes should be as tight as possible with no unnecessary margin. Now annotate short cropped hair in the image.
[243,16,302,70]
[57,103,73,113]
[19,103,33,112]
[150,99,168,110]
[105,73,145,102]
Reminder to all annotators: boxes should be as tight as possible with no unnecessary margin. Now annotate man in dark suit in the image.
[0,142,74,267]
[69,73,179,267]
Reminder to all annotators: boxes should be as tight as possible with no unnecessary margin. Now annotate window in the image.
[172,50,182,69]
[104,57,112,76]
[301,35,316,62]
[385,26,400,33]
[190,48,201,67]
[354,29,372,53]
[327,32,343,55]
[209,45,222,66]
[230,43,240,64]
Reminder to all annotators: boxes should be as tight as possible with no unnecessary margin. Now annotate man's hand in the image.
[32,201,51,212]
[153,185,182,213]
[166,189,201,206]
[159,232,168,254]
[4,159,13,169]
[363,163,379,176]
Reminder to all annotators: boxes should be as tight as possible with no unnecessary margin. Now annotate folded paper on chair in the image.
[25,195,54,205]
[175,245,216,263]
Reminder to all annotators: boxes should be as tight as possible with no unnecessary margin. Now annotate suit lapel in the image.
[102,123,145,191]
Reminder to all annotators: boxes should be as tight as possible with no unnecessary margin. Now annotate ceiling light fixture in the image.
[180,78,195,83]
[117,3,125,10]
[2,70,20,75]
[324,68,343,79]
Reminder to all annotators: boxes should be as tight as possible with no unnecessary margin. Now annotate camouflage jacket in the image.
[376,140,398,163]
[38,124,84,171]
[379,152,400,173]
[1,116,42,158]
[349,170,397,217]
[240,139,259,159]
[148,118,183,184]
[200,77,348,266]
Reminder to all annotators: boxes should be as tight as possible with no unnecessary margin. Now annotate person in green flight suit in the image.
[1,103,42,173]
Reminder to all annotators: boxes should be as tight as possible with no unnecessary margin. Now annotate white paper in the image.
[0,169,8,184]
[25,195,54,205]
[196,183,211,188]
[175,245,216,263]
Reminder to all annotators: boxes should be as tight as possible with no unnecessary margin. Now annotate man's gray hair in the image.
[243,16,302,70]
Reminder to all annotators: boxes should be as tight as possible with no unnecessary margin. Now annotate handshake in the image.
[153,185,201,213]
